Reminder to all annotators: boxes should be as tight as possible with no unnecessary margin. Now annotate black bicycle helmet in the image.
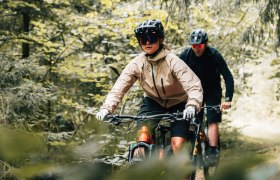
[134,20,164,38]
[189,29,208,44]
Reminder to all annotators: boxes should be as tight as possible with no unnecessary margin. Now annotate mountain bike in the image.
[188,105,221,180]
[106,113,185,162]
[106,106,220,180]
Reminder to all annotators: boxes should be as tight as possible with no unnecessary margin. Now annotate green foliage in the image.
[0,127,45,163]
[271,57,280,66]
[0,0,279,179]
[261,0,280,44]
[213,157,264,180]
[0,54,50,123]
[12,163,55,179]
[111,149,194,180]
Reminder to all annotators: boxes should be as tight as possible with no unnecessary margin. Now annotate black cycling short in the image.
[197,94,222,123]
[139,97,189,139]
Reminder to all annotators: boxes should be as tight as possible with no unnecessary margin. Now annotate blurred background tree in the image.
[0,0,279,179]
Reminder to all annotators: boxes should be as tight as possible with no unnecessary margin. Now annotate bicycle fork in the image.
[128,142,155,162]
[191,124,207,162]
[192,124,201,157]
[128,125,155,162]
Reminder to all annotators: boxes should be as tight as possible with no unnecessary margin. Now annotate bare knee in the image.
[171,137,186,153]
[208,122,219,130]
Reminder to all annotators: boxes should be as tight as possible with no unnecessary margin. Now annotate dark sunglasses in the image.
[139,35,159,45]
[192,44,205,49]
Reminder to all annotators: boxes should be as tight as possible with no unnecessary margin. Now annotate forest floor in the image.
[195,136,280,180]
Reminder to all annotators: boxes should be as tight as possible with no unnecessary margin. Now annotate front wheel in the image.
[188,154,197,180]
[189,170,196,180]
[188,130,197,180]
[203,163,219,180]
[128,142,155,163]
[203,136,220,180]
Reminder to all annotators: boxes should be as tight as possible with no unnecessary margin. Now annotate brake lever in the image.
[214,106,221,113]
[104,115,121,126]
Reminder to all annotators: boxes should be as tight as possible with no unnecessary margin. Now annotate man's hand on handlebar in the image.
[220,102,231,111]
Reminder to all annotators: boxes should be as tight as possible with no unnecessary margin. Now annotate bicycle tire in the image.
[203,136,220,180]
[203,164,218,180]
[128,143,155,163]
[190,171,196,180]
[188,130,197,180]
[189,151,197,180]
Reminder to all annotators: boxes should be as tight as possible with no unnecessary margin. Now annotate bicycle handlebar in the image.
[106,112,184,122]
[105,113,184,126]
[201,105,221,113]
[105,105,220,125]
[201,105,220,109]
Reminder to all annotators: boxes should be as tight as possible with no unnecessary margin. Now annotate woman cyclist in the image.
[96,20,203,153]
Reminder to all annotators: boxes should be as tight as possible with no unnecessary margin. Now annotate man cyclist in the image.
[96,20,203,154]
[179,29,234,163]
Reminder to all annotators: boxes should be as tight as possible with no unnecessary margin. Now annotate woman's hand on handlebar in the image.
[96,109,109,121]
[183,106,196,119]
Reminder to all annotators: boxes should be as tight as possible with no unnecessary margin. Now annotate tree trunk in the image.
[22,11,30,58]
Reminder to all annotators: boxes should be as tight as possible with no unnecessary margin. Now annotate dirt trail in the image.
[224,51,280,180]
[228,52,280,139]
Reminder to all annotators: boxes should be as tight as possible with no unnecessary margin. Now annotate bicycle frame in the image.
[189,116,208,166]
[188,105,221,180]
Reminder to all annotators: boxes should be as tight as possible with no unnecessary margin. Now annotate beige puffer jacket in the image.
[101,48,203,113]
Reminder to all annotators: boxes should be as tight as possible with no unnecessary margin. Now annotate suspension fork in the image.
[193,124,201,156]
[158,125,167,159]
[128,142,155,161]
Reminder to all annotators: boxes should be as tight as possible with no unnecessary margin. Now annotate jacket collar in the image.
[144,48,170,62]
